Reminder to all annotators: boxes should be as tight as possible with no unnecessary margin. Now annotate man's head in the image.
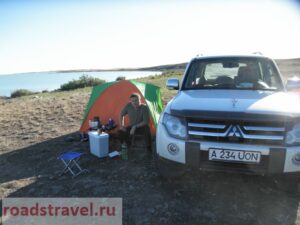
[130,93,141,108]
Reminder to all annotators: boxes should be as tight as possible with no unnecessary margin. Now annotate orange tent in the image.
[79,80,163,137]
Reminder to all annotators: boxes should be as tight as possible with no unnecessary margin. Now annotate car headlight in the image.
[162,113,187,139]
[286,123,300,145]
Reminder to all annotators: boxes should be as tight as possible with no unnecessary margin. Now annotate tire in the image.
[152,140,186,179]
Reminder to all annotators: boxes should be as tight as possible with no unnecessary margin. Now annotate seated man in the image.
[118,93,152,151]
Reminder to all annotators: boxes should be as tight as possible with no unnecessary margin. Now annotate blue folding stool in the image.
[58,151,88,178]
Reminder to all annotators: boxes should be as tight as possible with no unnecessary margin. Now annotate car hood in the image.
[169,90,300,117]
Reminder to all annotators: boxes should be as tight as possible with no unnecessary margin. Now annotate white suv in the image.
[155,54,300,177]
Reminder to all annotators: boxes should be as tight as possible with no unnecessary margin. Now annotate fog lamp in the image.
[167,143,179,155]
[292,153,300,165]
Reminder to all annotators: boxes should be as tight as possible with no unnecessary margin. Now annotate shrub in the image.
[60,75,105,91]
[116,76,126,81]
[11,89,36,98]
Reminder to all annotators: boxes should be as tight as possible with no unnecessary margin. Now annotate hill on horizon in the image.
[274,58,300,79]
[3,58,300,79]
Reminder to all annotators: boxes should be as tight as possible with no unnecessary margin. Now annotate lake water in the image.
[0,71,161,97]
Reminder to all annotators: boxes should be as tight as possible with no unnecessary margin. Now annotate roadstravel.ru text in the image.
[3,203,116,217]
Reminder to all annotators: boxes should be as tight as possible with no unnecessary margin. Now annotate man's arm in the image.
[119,104,128,130]
[134,120,147,129]
[119,115,124,127]
[129,105,149,135]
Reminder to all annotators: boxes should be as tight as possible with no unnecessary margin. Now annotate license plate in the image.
[208,148,261,163]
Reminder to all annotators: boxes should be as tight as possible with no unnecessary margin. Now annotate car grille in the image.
[187,118,285,145]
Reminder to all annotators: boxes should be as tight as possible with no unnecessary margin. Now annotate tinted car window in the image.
[183,57,283,91]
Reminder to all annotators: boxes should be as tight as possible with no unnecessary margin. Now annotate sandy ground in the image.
[1,90,300,225]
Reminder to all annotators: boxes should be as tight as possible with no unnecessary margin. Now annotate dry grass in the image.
[136,70,184,102]
[0,92,90,153]
[0,71,183,153]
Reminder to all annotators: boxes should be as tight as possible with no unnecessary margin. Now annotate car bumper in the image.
[156,124,300,174]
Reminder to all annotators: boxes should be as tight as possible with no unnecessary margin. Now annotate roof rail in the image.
[252,51,263,55]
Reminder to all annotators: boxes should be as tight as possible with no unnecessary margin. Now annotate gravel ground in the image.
[1,92,300,225]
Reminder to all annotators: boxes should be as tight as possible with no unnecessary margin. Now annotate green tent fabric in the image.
[130,80,164,128]
[81,81,115,124]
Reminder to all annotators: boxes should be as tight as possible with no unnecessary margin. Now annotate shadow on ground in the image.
[1,132,300,225]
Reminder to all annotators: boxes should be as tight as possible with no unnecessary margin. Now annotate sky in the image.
[0,0,300,75]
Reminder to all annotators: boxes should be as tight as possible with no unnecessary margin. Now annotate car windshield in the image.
[183,57,284,91]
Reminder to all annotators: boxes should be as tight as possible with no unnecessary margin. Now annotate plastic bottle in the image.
[108,118,113,126]
[107,118,116,130]
[121,142,128,160]
[88,120,92,130]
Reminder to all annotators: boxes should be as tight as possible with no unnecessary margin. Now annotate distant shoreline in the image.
[1,57,300,76]
[54,68,162,73]
[0,69,163,77]
[0,71,162,97]
[0,63,185,76]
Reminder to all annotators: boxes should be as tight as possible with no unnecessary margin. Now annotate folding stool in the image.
[58,151,88,178]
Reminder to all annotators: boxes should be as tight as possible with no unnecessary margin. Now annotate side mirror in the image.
[166,78,179,90]
[286,76,300,91]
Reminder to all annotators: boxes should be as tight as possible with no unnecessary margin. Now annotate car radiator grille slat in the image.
[187,119,285,145]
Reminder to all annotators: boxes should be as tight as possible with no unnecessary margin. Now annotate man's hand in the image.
[130,125,136,135]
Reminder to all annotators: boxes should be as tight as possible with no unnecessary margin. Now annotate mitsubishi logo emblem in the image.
[232,98,238,108]
[227,125,243,138]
